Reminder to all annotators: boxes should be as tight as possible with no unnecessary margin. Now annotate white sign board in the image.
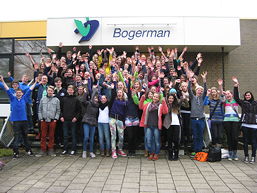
[47,16,240,47]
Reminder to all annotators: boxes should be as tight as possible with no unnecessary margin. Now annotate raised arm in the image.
[232,76,242,105]
[201,71,208,98]
[186,70,195,98]
[0,75,9,91]
[203,89,211,106]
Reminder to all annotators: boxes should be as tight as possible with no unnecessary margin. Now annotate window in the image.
[15,40,47,53]
[0,39,12,54]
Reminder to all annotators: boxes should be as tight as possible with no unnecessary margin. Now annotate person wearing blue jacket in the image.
[0,75,38,158]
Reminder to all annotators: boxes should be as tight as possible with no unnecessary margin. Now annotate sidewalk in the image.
[0,150,256,193]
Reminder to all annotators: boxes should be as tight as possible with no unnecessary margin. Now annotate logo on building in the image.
[74,17,99,43]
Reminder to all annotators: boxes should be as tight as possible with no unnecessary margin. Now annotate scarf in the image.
[148,102,160,112]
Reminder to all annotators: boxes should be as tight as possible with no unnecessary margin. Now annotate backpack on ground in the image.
[207,146,221,162]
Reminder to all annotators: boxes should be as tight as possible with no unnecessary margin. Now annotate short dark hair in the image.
[54,77,62,83]
[16,88,23,93]
[11,81,19,86]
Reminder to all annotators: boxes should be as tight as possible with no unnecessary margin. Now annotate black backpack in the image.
[207,146,221,162]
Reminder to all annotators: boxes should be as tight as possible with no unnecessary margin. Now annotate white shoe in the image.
[82,151,87,159]
[90,152,96,158]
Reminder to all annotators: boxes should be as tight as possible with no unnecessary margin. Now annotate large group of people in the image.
[0,44,256,163]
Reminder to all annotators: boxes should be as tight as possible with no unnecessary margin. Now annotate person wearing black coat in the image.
[60,85,81,155]
[233,77,257,164]
[81,92,99,159]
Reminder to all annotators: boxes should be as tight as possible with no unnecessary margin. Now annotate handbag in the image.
[207,146,221,162]
[208,100,220,129]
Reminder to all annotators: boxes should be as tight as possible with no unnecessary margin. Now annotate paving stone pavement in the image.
[0,150,257,193]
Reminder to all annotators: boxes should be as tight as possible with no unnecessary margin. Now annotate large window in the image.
[0,37,47,101]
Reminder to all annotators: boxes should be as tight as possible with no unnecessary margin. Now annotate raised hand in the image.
[201,71,208,80]
[183,62,189,71]
[232,76,239,84]
[183,47,188,52]
[72,53,77,59]
[217,79,223,86]
[59,42,63,48]
[207,89,211,96]
[158,46,163,52]
[47,48,54,54]
[198,57,203,66]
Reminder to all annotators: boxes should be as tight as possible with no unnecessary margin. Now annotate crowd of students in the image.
[0,44,256,163]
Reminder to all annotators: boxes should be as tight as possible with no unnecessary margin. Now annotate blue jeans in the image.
[146,127,160,154]
[144,127,155,152]
[63,121,77,151]
[98,123,110,151]
[191,119,205,152]
[83,124,96,152]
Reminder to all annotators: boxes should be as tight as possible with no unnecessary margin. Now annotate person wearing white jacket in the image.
[98,95,111,157]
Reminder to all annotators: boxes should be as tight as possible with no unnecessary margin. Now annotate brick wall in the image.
[184,19,257,99]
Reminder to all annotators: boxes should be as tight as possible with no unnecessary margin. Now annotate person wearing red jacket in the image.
[140,92,168,161]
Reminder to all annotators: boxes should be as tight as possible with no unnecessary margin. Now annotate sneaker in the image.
[100,151,105,157]
[27,150,34,156]
[35,150,47,157]
[112,151,117,159]
[250,157,256,164]
[117,149,127,157]
[190,152,196,158]
[128,151,135,157]
[61,150,68,155]
[233,155,239,161]
[48,149,56,157]
[13,152,19,159]
[90,152,96,158]
[106,150,110,157]
[144,150,149,157]
[82,151,87,159]
[244,156,249,163]
[152,154,159,161]
[70,151,76,156]
[148,153,154,161]
[228,157,233,161]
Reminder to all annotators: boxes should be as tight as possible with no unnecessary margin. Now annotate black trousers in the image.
[224,121,239,151]
[167,125,181,151]
[242,126,257,157]
[181,113,191,146]
[12,121,31,153]
[127,126,138,152]
[210,121,223,145]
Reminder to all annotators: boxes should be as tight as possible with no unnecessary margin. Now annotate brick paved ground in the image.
[0,150,257,193]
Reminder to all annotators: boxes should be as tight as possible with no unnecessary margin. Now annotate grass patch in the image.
[0,148,13,157]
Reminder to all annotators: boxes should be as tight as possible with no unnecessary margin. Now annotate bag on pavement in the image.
[207,146,221,162]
